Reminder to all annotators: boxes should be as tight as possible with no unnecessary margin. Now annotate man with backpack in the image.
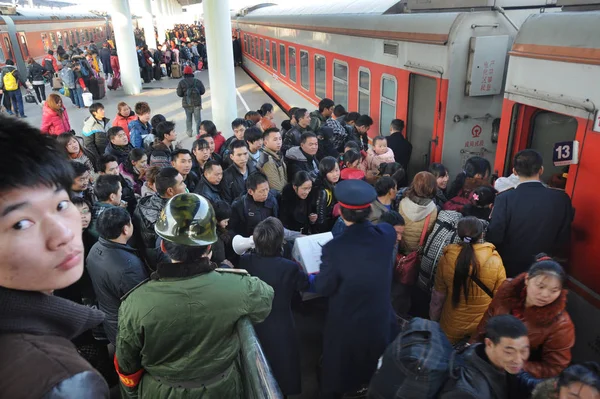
[43,50,60,75]
[176,65,206,138]
[368,315,529,399]
[0,59,26,118]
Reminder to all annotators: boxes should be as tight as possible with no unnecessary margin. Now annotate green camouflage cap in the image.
[155,193,218,246]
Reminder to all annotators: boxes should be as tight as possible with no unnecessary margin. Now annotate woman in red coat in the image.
[112,102,137,140]
[40,93,71,135]
[109,50,121,90]
[472,254,575,380]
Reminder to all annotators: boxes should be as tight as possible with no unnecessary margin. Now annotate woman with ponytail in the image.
[430,216,506,344]
[257,103,276,132]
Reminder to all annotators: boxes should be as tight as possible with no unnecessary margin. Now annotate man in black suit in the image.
[487,149,574,277]
[385,119,412,173]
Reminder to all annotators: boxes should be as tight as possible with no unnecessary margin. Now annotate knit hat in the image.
[183,65,193,75]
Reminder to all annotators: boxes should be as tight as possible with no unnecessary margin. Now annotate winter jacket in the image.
[43,54,60,73]
[86,238,149,344]
[105,142,133,165]
[282,125,308,154]
[110,55,120,77]
[386,131,413,172]
[133,194,168,252]
[279,183,313,234]
[472,273,575,378]
[431,242,506,343]
[230,193,279,237]
[438,344,509,399]
[259,116,276,131]
[27,61,46,84]
[325,117,348,152]
[176,76,206,108]
[82,116,110,159]
[194,175,223,204]
[311,176,337,233]
[309,109,327,133]
[368,199,391,224]
[112,111,137,139]
[0,287,109,398]
[128,119,153,149]
[285,146,319,182]
[214,133,226,155]
[398,197,437,253]
[347,126,369,152]
[148,141,173,169]
[221,163,257,204]
[443,178,492,213]
[88,202,115,240]
[40,104,71,135]
[0,65,23,90]
[257,147,287,192]
[240,254,309,394]
[115,259,274,399]
[59,65,76,88]
[363,147,396,181]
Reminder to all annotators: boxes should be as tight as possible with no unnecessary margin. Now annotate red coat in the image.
[213,132,226,154]
[472,273,575,378]
[40,103,71,135]
[112,112,137,140]
[110,55,120,77]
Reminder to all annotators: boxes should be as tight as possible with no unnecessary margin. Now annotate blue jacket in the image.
[314,221,398,394]
[128,119,152,149]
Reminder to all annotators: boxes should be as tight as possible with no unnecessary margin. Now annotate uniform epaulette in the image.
[120,278,150,302]
[215,268,250,276]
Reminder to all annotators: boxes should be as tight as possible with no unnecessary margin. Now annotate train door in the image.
[407,74,437,179]
[503,105,578,189]
[18,33,29,59]
[0,33,14,62]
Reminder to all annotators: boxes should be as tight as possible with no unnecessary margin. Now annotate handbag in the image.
[24,91,37,104]
[395,214,431,285]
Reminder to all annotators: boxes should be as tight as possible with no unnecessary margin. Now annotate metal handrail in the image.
[237,317,284,399]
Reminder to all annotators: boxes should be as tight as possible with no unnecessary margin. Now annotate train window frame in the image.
[70,31,75,46]
[41,33,49,53]
[50,32,57,49]
[0,42,5,64]
[265,39,270,67]
[271,41,277,72]
[314,54,326,99]
[333,59,349,110]
[279,43,286,76]
[3,37,13,63]
[300,50,309,91]
[380,74,398,136]
[259,38,264,63]
[19,33,29,58]
[64,31,70,47]
[289,46,297,83]
[57,31,63,48]
[358,67,371,115]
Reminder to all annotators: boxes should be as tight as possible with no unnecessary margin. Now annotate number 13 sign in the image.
[553,141,579,167]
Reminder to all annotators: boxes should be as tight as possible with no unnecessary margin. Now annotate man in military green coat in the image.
[115,193,274,398]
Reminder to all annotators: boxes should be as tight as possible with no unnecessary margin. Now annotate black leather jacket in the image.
[194,175,223,204]
[312,175,337,233]
[221,163,257,204]
[133,194,168,251]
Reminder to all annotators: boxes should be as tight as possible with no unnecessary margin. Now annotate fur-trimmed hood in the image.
[496,273,568,327]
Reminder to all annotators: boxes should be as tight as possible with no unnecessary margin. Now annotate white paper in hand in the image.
[292,232,333,274]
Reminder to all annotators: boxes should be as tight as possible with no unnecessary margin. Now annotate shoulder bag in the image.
[395,214,431,285]
[470,274,494,299]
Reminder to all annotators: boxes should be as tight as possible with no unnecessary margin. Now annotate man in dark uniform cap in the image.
[311,179,398,398]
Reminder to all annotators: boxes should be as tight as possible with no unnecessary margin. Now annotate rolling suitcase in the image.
[171,63,182,78]
[89,77,106,100]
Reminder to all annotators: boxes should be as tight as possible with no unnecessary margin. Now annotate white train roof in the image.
[515,11,600,49]
[244,0,404,16]
[11,8,103,20]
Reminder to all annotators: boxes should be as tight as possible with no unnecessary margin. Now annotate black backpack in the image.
[368,318,460,399]
[43,58,55,74]
[185,80,202,107]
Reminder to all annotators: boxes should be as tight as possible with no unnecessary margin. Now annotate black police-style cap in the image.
[334,179,377,210]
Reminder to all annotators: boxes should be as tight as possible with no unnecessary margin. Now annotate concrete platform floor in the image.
[18,67,287,150]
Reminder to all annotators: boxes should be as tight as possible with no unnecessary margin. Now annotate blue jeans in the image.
[7,89,24,116]
[74,87,84,108]
[184,107,201,137]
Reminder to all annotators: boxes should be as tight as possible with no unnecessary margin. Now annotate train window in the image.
[244,35,247,53]
[358,68,371,115]
[57,31,63,47]
[300,50,309,90]
[4,38,13,63]
[380,75,397,135]
[265,40,270,67]
[289,47,296,83]
[64,31,70,47]
[279,44,286,76]
[70,31,75,46]
[0,45,4,64]
[41,33,49,53]
[253,37,257,58]
[19,34,29,58]
[259,38,264,62]
[50,33,57,50]
[271,41,277,71]
[314,55,326,98]
[333,61,348,110]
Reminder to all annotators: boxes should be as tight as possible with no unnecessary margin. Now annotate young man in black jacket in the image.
[0,115,109,397]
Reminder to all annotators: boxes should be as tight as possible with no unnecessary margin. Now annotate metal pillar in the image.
[137,0,155,48]
[109,0,142,95]
[203,0,236,137]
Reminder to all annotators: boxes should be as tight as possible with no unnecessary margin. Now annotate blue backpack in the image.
[368,318,461,399]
